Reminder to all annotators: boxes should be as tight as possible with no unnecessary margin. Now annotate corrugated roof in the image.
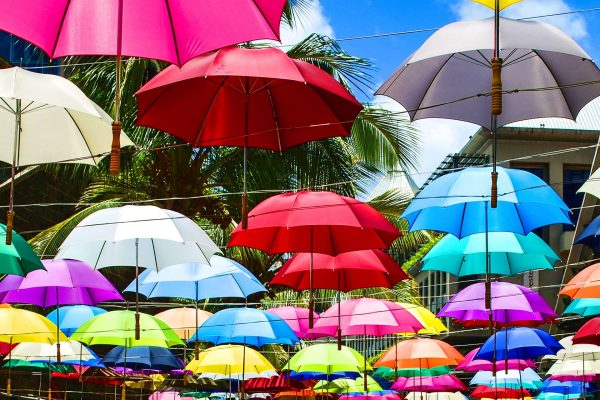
[506,98,600,131]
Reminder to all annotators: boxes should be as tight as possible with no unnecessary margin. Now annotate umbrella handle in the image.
[242,192,248,229]
[135,311,140,340]
[110,121,121,176]
[491,57,503,116]
[490,171,498,209]
[5,210,14,245]
[195,340,200,360]
[6,378,10,396]
[308,297,315,329]
[337,328,342,351]
[121,383,126,400]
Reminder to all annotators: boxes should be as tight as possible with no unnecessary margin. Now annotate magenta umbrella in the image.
[0,0,287,175]
[339,394,402,400]
[391,375,466,392]
[266,307,319,340]
[455,348,536,372]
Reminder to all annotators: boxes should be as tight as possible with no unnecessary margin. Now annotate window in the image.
[511,162,550,240]
[563,165,591,231]
[0,32,60,74]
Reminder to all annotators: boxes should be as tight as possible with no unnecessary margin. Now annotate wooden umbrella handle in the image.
[5,210,14,245]
[110,121,121,176]
[491,57,503,116]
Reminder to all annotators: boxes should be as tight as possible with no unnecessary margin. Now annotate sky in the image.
[280,0,600,185]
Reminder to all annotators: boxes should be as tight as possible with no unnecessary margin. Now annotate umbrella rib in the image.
[64,109,96,164]
[193,79,227,147]
[49,0,72,58]
[163,0,181,67]
[0,98,15,113]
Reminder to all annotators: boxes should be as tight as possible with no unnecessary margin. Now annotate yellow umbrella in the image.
[472,0,522,10]
[154,308,213,340]
[186,345,275,379]
[397,303,448,336]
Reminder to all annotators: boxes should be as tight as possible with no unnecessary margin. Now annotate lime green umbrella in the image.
[374,366,452,379]
[284,343,371,376]
[0,224,44,275]
[70,310,183,348]
[313,375,381,393]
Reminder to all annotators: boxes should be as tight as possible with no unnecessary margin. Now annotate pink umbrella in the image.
[0,0,287,174]
[339,394,402,400]
[266,307,319,340]
[149,391,194,400]
[391,375,466,392]
[455,348,536,372]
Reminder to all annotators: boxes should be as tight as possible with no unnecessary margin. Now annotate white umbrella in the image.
[546,359,600,376]
[544,335,600,361]
[56,205,222,337]
[8,340,97,364]
[0,67,133,243]
[578,168,600,199]
[405,393,468,400]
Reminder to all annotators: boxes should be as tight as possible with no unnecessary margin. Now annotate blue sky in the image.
[281,0,600,184]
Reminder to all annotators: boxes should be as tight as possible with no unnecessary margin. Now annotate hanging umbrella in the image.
[313,375,382,394]
[397,303,448,337]
[284,343,371,378]
[135,46,363,227]
[574,215,600,252]
[422,232,559,277]
[405,393,468,400]
[456,348,535,372]
[185,345,276,380]
[70,310,183,348]
[564,299,600,317]
[57,204,221,339]
[573,317,600,345]
[149,391,195,400]
[471,385,531,399]
[0,223,44,275]
[472,0,522,9]
[545,336,600,362]
[102,346,183,372]
[0,67,133,242]
[375,339,465,370]
[0,0,288,175]
[546,359,600,378]
[375,366,451,379]
[391,375,467,392]
[46,305,107,337]
[470,368,543,390]
[437,281,556,328]
[154,308,213,340]
[8,340,101,366]
[540,379,596,395]
[475,328,563,361]
[559,263,600,299]
[266,307,319,340]
[339,393,401,400]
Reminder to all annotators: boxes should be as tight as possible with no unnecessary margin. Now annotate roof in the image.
[420,153,490,190]
[506,98,600,131]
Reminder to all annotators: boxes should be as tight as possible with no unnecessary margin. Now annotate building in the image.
[0,32,59,73]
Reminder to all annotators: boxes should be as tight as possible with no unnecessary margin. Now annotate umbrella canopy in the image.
[228,191,400,255]
[154,308,213,340]
[560,263,600,299]
[471,385,531,399]
[546,336,600,362]
[0,1,286,65]
[472,0,522,9]
[573,317,600,346]
[546,359,600,378]
[191,308,299,346]
[564,299,600,317]
[102,346,182,371]
[0,259,123,307]
[314,375,382,394]
[8,340,100,365]
[57,205,222,269]
[375,339,465,369]
[575,167,600,200]
[185,345,276,380]
[266,307,319,340]
[475,328,563,361]
[136,46,363,151]
[437,282,556,328]
[375,366,452,379]
[339,393,401,400]
[422,232,559,277]
[397,303,448,336]
[540,379,595,395]
[310,298,424,337]
[46,305,107,337]
[376,17,600,131]
[0,224,44,275]
[392,375,467,392]
[0,308,66,344]
[149,391,195,400]
[456,348,535,372]
[285,343,371,377]
[126,256,266,300]
[271,250,409,292]
[574,215,600,252]
[405,393,468,400]
[401,167,570,237]
[70,310,183,348]
[470,368,543,389]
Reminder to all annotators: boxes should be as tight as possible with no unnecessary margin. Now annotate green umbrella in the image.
[374,366,452,379]
[284,343,371,376]
[313,375,381,393]
[70,310,183,348]
[0,224,44,275]
[3,359,74,373]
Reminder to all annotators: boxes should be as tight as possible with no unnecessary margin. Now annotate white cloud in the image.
[453,0,588,40]
[280,0,335,46]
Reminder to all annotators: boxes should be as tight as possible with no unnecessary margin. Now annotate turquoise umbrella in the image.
[564,299,600,317]
[422,232,559,277]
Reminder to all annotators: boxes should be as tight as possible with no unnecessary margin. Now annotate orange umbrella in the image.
[375,338,464,369]
[559,263,600,298]
[154,308,212,340]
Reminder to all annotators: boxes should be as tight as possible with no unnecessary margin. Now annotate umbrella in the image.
[186,345,276,380]
[57,204,221,338]
[471,385,531,399]
[437,281,556,328]
[266,307,319,340]
[405,393,468,400]
[135,46,363,227]
[546,359,600,378]
[456,348,535,372]
[375,366,451,379]
[271,250,409,292]
[397,303,448,336]
[154,308,213,340]
[284,343,371,378]
[149,391,195,400]
[391,375,467,392]
[573,317,600,345]
[46,305,107,337]
[472,0,522,10]
[314,375,382,394]
[563,299,600,317]
[0,0,287,175]
[422,232,559,277]
[470,368,543,389]
[8,340,101,366]
[545,336,600,362]
[475,328,563,361]
[540,379,596,395]
[339,393,401,400]
[574,215,600,252]
[70,310,183,348]
[576,167,600,200]
[102,346,183,372]
[375,339,465,369]
[0,223,44,275]
[559,263,600,299]
[0,67,133,242]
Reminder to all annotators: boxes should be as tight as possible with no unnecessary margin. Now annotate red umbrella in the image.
[573,316,600,345]
[471,385,531,399]
[135,47,363,227]
[271,250,409,292]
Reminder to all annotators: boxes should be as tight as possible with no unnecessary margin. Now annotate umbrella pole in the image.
[241,340,246,400]
[195,285,199,360]
[79,343,84,400]
[7,336,11,396]
[490,0,502,208]
[363,327,368,392]
[56,289,61,364]
[308,233,314,329]
[135,238,140,340]
[241,79,250,229]
[337,285,342,351]
[121,345,127,400]
[6,98,21,245]
[109,0,124,176]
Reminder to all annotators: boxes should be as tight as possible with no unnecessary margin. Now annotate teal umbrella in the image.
[564,299,600,317]
[0,224,44,276]
[422,232,559,277]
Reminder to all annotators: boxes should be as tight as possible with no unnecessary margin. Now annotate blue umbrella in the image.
[541,379,596,395]
[470,368,543,390]
[102,345,183,371]
[290,371,360,381]
[46,305,107,337]
[564,299,600,317]
[475,327,563,361]
[191,308,299,347]
[576,214,600,252]
[402,166,571,237]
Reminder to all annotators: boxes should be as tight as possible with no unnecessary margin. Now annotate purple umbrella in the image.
[437,281,556,328]
[455,348,536,372]
[391,375,466,392]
